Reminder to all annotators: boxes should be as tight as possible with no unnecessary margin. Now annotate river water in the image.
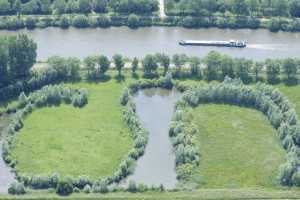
[0,27,300,61]
[124,88,180,189]
[0,114,15,193]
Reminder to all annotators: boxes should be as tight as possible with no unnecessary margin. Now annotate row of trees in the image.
[0,0,158,15]
[178,77,300,186]
[1,14,300,32]
[0,34,37,88]
[83,51,300,85]
[165,0,300,18]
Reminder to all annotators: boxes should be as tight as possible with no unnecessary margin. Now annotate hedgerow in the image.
[171,77,300,186]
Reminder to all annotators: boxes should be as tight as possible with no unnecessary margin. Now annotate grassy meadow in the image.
[190,104,286,188]
[10,80,133,179]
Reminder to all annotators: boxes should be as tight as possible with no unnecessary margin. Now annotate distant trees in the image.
[165,0,300,18]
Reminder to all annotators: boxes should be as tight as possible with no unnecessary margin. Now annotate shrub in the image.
[8,182,26,195]
[292,171,300,186]
[83,184,91,193]
[56,178,73,196]
[59,15,70,28]
[72,15,89,28]
[25,17,36,29]
[127,180,137,193]
[128,14,140,28]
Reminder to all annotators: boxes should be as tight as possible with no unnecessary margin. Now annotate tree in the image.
[92,0,107,13]
[53,0,66,14]
[290,0,300,17]
[249,61,261,81]
[59,15,70,28]
[0,38,9,87]
[113,54,124,77]
[79,0,91,13]
[283,58,297,84]
[234,58,252,83]
[204,51,221,81]
[67,57,81,80]
[172,54,187,78]
[56,178,73,196]
[13,0,21,14]
[266,59,280,84]
[128,14,140,28]
[84,56,97,77]
[8,34,37,79]
[233,0,249,15]
[274,0,289,17]
[189,56,201,78]
[131,57,138,75]
[8,182,26,195]
[98,55,110,76]
[156,53,170,75]
[220,55,234,79]
[142,54,158,77]
[127,180,137,193]
[0,0,11,15]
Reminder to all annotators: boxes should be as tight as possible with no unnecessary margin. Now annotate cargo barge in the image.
[179,40,247,48]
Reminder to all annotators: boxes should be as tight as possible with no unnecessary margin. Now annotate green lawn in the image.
[190,104,286,188]
[10,80,133,179]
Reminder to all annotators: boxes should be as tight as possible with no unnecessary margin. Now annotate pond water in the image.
[0,114,15,193]
[123,88,180,189]
[0,27,300,61]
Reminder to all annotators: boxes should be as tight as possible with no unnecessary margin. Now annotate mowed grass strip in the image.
[190,104,286,188]
[11,81,133,179]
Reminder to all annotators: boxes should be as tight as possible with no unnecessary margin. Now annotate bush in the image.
[56,178,73,196]
[8,182,26,195]
[72,15,89,28]
[59,15,70,28]
[83,184,91,193]
[292,171,300,186]
[127,14,140,28]
[25,17,36,29]
[127,180,137,193]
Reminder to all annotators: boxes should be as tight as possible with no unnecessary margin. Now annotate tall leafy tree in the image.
[204,51,221,81]
[283,58,297,84]
[113,54,124,77]
[98,55,110,76]
[0,38,9,87]
[8,34,37,79]
[266,59,280,84]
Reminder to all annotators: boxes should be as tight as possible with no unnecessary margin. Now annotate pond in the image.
[0,114,15,193]
[0,27,300,60]
[123,88,180,189]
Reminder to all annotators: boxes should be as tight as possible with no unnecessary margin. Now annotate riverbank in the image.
[0,13,299,33]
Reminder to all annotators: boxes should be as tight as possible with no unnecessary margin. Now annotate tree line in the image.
[0,0,158,15]
[165,0,300,18]
[82,51,300,85]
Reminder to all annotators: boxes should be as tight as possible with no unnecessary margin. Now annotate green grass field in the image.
[10,80,133,179]
[190,104,286,188]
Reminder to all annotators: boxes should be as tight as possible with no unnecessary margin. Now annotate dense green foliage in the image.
[8,182,26,195]
[0,0,158,15]
[0,34,36,87]
[165,0,300,18]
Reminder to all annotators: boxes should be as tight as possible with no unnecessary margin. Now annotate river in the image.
[0,27,299,61]
[123,88,180,189]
